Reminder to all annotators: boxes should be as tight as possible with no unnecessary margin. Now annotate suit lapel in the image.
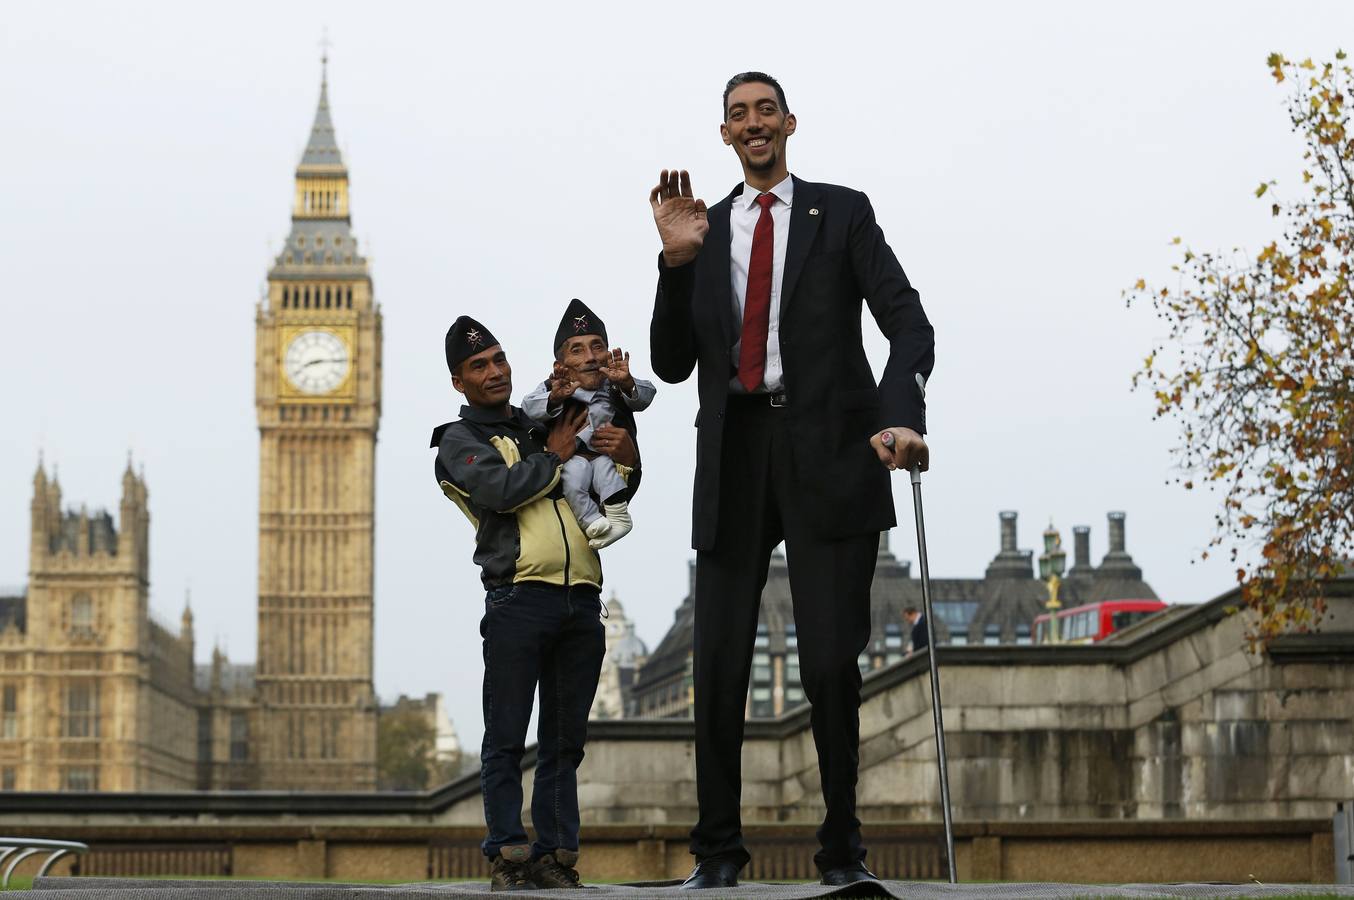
[779,176,823,321]
[707,183,741,347]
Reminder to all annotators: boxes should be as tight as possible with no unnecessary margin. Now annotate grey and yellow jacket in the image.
[431,404,631,590]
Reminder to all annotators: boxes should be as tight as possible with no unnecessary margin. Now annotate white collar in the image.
[572,381,610,403]
[738,173,794,210]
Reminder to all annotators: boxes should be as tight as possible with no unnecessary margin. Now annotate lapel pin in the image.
[808,208,819,216]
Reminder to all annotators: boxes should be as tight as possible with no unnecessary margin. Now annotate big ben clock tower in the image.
[254,61,380,790]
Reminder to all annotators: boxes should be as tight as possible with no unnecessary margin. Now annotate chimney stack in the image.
[1098,511,1143,579]
[999,511,1017,552]
[986,511,1033,579]
[1108,512,1126,554]
[1072,526,1091,571]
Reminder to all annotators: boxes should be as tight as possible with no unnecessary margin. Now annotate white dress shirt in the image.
[729,173,793,393]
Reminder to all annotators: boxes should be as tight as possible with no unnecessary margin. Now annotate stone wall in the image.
[3,821,1338,884]
[2,582,1349,883]
[438,581,1353,827]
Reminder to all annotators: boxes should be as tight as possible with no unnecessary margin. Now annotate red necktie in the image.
[737,192,776,392]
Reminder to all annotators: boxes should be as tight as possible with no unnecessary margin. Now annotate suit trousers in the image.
[690,396,879,871]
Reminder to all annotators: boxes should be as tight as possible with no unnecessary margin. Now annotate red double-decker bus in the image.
[1033,599,1167,644]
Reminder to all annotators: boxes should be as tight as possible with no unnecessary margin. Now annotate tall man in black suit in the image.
[648,72,935,888]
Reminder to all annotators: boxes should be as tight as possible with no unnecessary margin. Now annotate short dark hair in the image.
[903,606,919,616]
[723,72,789,120]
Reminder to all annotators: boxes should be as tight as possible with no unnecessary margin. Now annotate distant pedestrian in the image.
[904,607,928,657]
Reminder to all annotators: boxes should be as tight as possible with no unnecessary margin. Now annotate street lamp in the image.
[1038,521,1067,644]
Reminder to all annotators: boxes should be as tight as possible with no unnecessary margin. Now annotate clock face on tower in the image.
[284,330,351,395]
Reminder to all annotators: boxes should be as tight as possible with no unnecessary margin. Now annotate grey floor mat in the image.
[30,877,1354,898]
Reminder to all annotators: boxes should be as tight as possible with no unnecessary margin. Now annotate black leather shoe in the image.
[681,857,741,889]
[820,861,879,885]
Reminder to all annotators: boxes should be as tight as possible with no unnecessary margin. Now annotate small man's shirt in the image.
[522,378,656,448]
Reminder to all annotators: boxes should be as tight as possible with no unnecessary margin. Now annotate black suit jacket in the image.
[651,176,934,551]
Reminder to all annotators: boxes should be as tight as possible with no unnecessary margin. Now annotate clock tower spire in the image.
[254,58,380,790]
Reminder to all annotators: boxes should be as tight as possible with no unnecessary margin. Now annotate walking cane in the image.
[887,429,958,883]
[910,462,958,883]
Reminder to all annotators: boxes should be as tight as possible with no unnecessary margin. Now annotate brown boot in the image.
[529,849,582,889]
[490,845,533,892]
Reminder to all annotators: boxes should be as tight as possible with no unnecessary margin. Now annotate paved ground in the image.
[30,877,1354,898]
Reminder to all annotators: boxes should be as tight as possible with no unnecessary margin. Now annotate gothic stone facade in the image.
[0,68,381,792]
[0,464,199,791]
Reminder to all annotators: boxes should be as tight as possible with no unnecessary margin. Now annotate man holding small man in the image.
[431,316,641,891]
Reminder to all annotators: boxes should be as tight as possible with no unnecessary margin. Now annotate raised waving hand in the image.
[650,169,709,267]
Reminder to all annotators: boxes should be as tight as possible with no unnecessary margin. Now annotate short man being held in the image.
[431,315,639,891]
[524,299,656,550]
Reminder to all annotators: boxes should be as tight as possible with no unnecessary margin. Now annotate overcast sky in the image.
[2,1,1347,751]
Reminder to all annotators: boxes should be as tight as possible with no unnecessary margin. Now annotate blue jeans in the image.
[480,581,605,859]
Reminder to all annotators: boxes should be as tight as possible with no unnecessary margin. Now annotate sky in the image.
[2,1,1347,752]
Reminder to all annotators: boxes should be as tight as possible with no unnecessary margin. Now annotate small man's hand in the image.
[600,348,635,394]
[547,362,581,405]
[593,423,638,467]
[546,406,588,462]
[650,169,709,267]
[870,427,929,473]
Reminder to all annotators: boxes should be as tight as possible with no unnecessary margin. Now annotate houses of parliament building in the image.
[0,67,382,792]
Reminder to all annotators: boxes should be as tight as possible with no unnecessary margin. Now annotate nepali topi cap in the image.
[553,298,607,352]
[445,315,499,374]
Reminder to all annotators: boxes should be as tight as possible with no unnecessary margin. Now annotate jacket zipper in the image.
[536,425,572,588]
[552,499,571,587]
